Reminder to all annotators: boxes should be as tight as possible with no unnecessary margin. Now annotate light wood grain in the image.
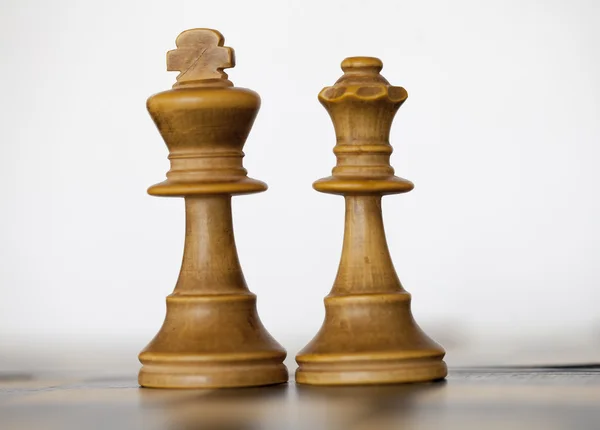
[138,28,287,388]
[296,57,447,385]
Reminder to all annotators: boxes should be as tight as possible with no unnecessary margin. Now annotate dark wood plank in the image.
[1,368,599,429]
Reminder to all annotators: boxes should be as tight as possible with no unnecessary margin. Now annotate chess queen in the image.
[295,57,447,385]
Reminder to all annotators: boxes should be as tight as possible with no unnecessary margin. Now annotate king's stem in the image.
[173,195,249,295]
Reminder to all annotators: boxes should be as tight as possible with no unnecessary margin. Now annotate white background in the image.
[0,0,599,371]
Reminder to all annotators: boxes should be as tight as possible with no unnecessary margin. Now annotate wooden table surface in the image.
[1,367,599,430]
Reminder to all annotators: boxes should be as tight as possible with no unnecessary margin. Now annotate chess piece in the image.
[295,57,447,385]
[138,28,288,388]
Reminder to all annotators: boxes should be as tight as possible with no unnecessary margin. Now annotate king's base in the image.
[295,356,447,386]
[138,294,288,388]
[139,361,288,389]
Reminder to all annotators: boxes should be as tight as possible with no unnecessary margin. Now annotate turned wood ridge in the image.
[138,28,287,388]
[295,57,447,385]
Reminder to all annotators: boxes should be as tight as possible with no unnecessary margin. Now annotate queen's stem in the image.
[330,195,405,296]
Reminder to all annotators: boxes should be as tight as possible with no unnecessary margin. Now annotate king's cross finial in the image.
[167,29,235,87]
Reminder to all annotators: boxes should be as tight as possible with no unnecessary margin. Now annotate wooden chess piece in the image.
[138,28,288,388]
[295,57,447,385]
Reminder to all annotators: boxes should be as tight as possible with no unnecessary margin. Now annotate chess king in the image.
[295,57,447,385]
[138,29,287,388]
